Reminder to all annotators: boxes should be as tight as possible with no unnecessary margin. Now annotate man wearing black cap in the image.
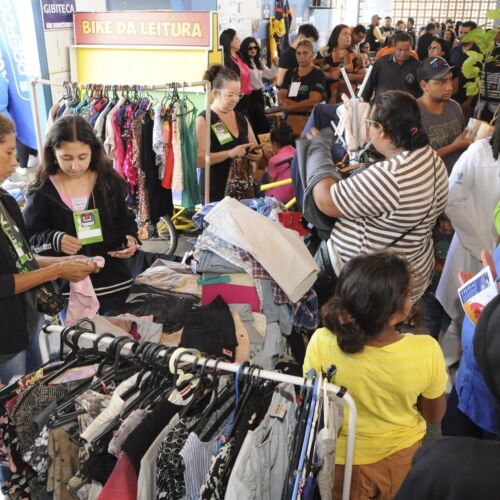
[395,294,500,499]
[417,56,470,174]
[361,32,421,102]
[366,14,385,52]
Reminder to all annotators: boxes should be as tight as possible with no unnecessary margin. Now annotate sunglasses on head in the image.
[429,57,448,68]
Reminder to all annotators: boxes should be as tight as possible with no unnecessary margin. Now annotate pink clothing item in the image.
[267,144,295,203]
[112,110,126,178]
[64,256,105,326]
[123,106,138,194]
[202,283,260,312]
[233,55,252,95]
[49,176,90,210]
[99,451,137,500]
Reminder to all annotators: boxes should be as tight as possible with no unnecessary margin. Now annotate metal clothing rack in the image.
[44,325,357,500]
[30,77,213,203]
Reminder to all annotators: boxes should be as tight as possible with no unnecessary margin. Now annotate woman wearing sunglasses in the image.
[240,37,277,135]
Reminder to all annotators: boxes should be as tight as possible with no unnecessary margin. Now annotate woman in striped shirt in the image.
[310,90,449,301]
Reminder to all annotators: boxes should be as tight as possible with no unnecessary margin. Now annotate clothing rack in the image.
[44,325,357,500]
[30,77,213,203]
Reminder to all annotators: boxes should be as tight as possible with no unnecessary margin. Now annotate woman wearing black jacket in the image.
[23,115,139,313]
[0,114,98,383]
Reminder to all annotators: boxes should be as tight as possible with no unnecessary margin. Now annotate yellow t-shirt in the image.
[303,328,448,465]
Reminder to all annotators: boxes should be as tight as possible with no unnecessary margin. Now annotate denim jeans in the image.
[0,313,45,385]
[291,103,344,210]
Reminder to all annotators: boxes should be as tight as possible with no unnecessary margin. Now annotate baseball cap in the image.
[418,57,454,82]
[473,294,500,407]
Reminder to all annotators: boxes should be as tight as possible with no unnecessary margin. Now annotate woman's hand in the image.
[107,235,138,259]
[60,234,82,255]
[229,143,252,159]
[329,67,342,80]
[245,144,263,162]
[56,259,100,282]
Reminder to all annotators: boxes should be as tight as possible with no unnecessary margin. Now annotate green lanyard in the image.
[0,200,36,273]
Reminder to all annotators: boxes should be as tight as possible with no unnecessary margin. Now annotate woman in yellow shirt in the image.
[304,252,447,500]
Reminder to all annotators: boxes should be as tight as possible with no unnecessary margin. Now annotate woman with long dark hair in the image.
[219,28,251,116]
[322,24,365,103]
[239,36,277,135]
[23,115,139,313]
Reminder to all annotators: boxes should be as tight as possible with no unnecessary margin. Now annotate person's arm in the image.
[276,67,288,87]
[373,26,385,43]
[262,63,277,80]
[244,119,263,163]
[280,91,323,113]
[307,130,344,218]
[195,115,250,168]
[436,130,471,159]
[417,394,447,424]
[361,60,378,102]
[346,60,366,84]
[418,338,448,424]
[22,191,67,255]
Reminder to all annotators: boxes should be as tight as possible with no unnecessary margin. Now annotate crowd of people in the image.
[193,13,500,499]
[1,8,500,500]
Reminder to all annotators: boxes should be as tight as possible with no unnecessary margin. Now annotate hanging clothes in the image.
[180,104,200,210]
[171,102,184,193]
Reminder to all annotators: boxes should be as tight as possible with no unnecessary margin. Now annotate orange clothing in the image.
[375,46,419,60]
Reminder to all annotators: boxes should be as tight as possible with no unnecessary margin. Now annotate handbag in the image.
[225,156,255,200]
[286,114,309,137]
[37,281,65,317]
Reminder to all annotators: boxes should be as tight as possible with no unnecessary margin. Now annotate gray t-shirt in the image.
[419,99,465,174]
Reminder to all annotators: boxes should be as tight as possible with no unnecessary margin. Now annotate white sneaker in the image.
[27,155,39,169]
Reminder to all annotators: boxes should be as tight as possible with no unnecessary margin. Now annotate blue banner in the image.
[0,0,37,150]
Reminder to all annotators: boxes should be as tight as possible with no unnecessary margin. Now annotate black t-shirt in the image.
[278,46,297,70]
[451,43,480,104]
[395,436,500,500]
[481,45,500,101]
[280,67,326,101]
[198,109,249,203]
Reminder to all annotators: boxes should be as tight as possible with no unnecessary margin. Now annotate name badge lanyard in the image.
[71,190,104,246]
[0,201,35,269]
[288,70,302,98]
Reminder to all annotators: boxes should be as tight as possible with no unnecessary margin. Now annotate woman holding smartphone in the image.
[196,65,262,202]
[23,115,139,314]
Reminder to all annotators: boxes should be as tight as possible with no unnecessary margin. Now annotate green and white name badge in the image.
[212,121,233,145]
[73,209,104,245]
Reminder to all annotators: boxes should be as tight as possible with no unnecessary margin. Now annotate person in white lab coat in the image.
[436,120,500,366]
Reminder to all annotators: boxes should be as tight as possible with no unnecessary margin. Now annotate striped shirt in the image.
[331,145,448,300]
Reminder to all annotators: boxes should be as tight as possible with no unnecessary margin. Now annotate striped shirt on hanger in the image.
[331,145,449,300]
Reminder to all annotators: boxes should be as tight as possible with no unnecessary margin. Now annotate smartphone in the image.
[246,144,263,155]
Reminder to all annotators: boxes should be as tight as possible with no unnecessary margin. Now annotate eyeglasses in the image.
[248,45,258,50]
[430,77,454,88]
[365,118,379,128]
[217,90,244,100]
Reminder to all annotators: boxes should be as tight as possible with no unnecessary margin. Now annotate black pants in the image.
[16,139,37,168]
[248,89,270,135]
[441,385,498,440]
